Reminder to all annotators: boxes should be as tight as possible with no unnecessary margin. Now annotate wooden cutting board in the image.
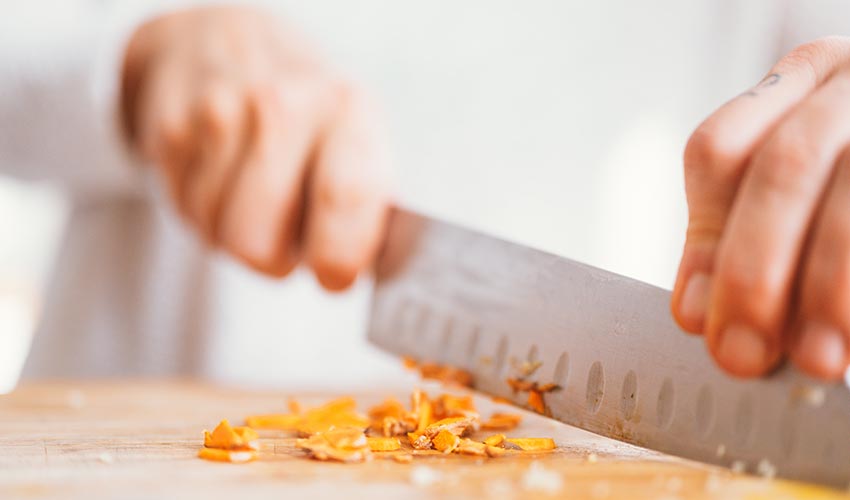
[0,380,845,499]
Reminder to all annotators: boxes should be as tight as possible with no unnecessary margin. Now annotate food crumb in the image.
[392,454,413,464]
[98,452,114,464]
[410,465,443,487]
[755,458,776,479]
[730,460,746,474]
[586,452,598,463]
[591,480,611,498]
[520,461,563,494]
[715,444,726,458]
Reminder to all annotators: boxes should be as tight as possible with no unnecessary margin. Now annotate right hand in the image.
[121,6,392,290]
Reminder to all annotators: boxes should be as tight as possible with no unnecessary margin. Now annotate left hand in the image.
[672,36,850,381]
[121,6,392,290]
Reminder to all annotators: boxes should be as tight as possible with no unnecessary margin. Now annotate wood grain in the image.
[0,380,845,499]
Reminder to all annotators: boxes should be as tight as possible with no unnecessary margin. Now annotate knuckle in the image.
[197,90,240,137]
[754,133,822,198]
[316,170,374,211]
[716,252,785,311]
[683,125,739,181]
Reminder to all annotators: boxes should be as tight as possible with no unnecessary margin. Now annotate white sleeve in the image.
[0,2,171,200]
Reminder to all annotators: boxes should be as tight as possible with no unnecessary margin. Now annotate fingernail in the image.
[795,322,847,377]
[717,325,768,376]
[680,273,710,328]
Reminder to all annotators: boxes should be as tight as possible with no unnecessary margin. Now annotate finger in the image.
[217,84,321,277]
[672,37,850,334]
[183,83,248,242]
[707,69,850,378]
[136,60,196,204]
[303,86,393,291]
[791,148,850,380]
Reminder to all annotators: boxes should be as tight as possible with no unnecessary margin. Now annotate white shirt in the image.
[1,0,848,390]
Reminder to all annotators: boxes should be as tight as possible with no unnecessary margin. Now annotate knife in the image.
[367,207,850,488]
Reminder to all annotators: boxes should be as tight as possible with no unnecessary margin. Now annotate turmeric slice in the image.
[455,438,487,456]
[432,430,461,454]
[198,447,257,463]
[296,430,371,463]
[288,399,302,414]
[367,437,401,452]
[411,389,433,432]
[527,390,546,415]
[433,394,477,420]
[245,413,301,430]
[481,413,523,431]
[203,420,259,450]
[505,438,556,451]
[322,427,367,449]
[408,432,432,450]
[423,416,476,438]
[483,434,505,447]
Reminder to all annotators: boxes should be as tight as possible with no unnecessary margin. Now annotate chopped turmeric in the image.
[367,437,401,452]
[411,389,433,432]
[201,387,558,466]
[455,438,488,456]
[296,429,371,463]
[527,390,546,415]
[432,430,461,454]
[322,427,367,449]
[203,420,259,450]
[481,413,522,431]
[483,434,505,447]
[423,416,476,438]
[405,358,474,387]
[198,447,257,463]
[245,413,301,430]
[433,394,476,420]
[505,438,556,451]
[408,432,433,450]
[287,399,302,414]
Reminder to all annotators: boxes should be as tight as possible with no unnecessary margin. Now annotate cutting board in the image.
[0,380,845,499]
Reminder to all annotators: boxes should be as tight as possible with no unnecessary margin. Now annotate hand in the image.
[672,36,850,380]
[121,6,392,290]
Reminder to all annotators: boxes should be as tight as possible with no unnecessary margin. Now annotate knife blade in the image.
[367,207,850,488]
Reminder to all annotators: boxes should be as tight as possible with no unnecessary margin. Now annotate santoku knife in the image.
[367,207,850,488]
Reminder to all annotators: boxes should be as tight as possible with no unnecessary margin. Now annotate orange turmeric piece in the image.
[483,434,505,447]
[505,437,556,451]
[481,413,523,431]
[527,390,546,415]
[432,429,461,454]
[287,399,302,414]
[296,397,369,436]
[367,437,401,452]
[433,394,477,420]
[408,431,432,450]
[411,389,434,433]
[245,413,301,430]
[296,428,371,463]
[455,438,487,456]
[423,416,476,439]
[403,357,474,387]
[203,419,259,450]
[198,447,257,463]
